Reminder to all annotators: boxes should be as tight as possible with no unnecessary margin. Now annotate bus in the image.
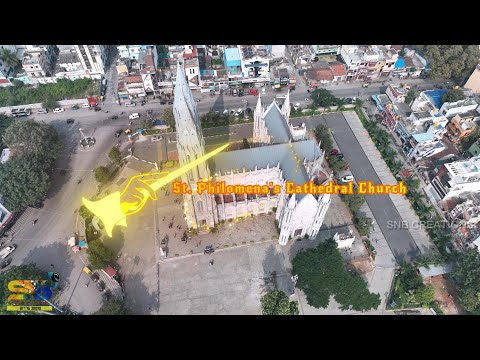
[10,108,31,118]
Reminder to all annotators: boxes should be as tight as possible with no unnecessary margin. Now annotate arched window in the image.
[197,200,204,213]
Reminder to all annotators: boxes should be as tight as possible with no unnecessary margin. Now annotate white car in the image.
[129,113,140,120]
[223,109,229,115]
[0,245,16,259]
[53,108,64,113]
[82,103,90,108]
[341,175,354,183]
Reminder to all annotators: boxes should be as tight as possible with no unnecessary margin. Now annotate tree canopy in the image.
[93,298,130,315]
[310,88,341,108]
[0,264,49,314]
[108,147,122,166]
[451,249,480,314]
[0,114,14,149]
[0,153,51,211]
[94,166,111,184]
[341,184,366,214]
[0,78,97,107]
[313,124,333,153]
[2,120,62,161]
[442,89,465,103]
[405,89,416,105]
[292,239,380,311]
[260,290,299,315]
[416,45,480,82]
[87,240,114,270]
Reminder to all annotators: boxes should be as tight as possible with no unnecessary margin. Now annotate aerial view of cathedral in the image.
[173,59,332,245]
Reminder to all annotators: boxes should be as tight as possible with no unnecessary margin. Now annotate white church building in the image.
[173,59,332,246]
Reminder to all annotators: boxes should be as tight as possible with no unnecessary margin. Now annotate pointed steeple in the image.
[282,89,291,121]
[173,58,199,129]
[255,94,262,116]
[288,193,296,209]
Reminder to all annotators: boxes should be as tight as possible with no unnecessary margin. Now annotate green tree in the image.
[442,88,465,103]
[313,124,333,153]
[260,290,299,315]
[0,49,20,69]
[242,138,250,149]
[405,89,416,105]
[416,45,480,82]
[0,153,51,211]
[292,239,380,311]
[42,98,59,110]
[87,240,114,270]
[414,284,435,306]
[341,184,366,214]
[162,107,175,130]
[398,262,423,292]
[79,204,93,220]
[141,119,153,130]
[94,166,111,184]
[2,120,62,161]
[108,147,122,166]
[0,114,14,149]
[0,264,49,314]
[328,156,348,174]
[451,249,480,313]
[94,298,130,315]
[310,88,339,107]
[354,216,373,236]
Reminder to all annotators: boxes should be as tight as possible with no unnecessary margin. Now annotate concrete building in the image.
[339,45,388,81]
[464,64,480,94]
[239,45,270,82]
[446,112,479,143]
[0,45,23,86]
[439,98,478,118]
[173,58,331,245]
[334,230,355,249]
[73,45,109,78]
[287,45,339,66]
[22,50,53,79]
[0,201,14,234]
[431,155,480,201]
[224,47,242,80]
[468,139,480,157]
[386,83,411,104]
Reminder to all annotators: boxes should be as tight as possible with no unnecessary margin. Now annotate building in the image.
[304,61,346,85]
[287,45,339,66]
[446,112,479,143]
[464,64,480,94]
[239,45,270,82]
[0,201,14,234]
[431,155,480,201]
[0,148,10,164]
[73,45,110,78]
[339,45,387,81]
[21,50,54,82]
[334,229,355,249]
[224,47,242,80]
[386,83,411,104]
[138,47,158,96]
[173,59,331,245]
[439,98,478,119]
[0,45,23,86]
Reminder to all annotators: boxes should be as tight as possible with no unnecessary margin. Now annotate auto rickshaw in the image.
[83,266,92,275]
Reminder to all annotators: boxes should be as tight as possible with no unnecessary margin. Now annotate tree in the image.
[87,240,114,270]
[398,262,424,292]
[292,239,380,311]
[451,249,480,313]
[0,264,49,314]
[405,89,416,105]
[108,147,122,166]
[0,49,20,69]
[313,124,333,153]
[416,45,480,82]
[328,156,348,174]
[310,88,339,107]
[242,138,250,149]
[2,120,62,161]
[42,98,59,110]
[354,216,373,236]
[442,89,465,103]
[94,166,111,184]
[162,107,175,130]
[341,185,366,214]
[93,298,130,315]
[141,119,153,130]
[0,114,14,149]
[260,290,299,315]
[414,284,435,306]
[0,153,51,211]
[79,204,93,220]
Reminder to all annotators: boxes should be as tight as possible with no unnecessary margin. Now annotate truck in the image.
[289,75,296,90]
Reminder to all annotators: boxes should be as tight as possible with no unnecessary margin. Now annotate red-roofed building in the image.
[305,67,334,84]
[329,62,347,81]
[102,265,117,279]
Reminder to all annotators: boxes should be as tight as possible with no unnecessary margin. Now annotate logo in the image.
[6,271,59,312]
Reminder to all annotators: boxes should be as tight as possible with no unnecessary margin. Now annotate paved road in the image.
[321,112,420,262]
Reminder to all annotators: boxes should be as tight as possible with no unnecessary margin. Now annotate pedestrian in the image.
[210,260,214,266]
[174,232,176,238]
[50,264,55,268]
[85,283,89,288]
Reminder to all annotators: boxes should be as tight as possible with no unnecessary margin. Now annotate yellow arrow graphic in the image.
[83,143,229,237]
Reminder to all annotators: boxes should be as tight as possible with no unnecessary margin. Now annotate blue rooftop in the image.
[425,89,447,109]
[224,48,241,67]
[394,58,405,69]
[412,132,434,143]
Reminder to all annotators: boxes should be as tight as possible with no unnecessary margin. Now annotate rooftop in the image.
[225,47,241,63]
[57,52,80,64]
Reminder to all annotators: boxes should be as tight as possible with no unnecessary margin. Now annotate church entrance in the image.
[200,219,207,226]
[294,229,302,237]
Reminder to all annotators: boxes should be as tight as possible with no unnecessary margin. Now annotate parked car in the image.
[345,98,353,104]
[111,115,118,120]
[96,280,105,292]
[335,153,345,160]
[129,113,140,120]
[31,202,44,209]
[125,102,136,107]
[0,258,12,269]
[341,175,354,183]
[115,129,123,137]
[82,103,90,108]
[329,149,338,155]
[0,245,16,259]
[71,105,80,110]
[90,273,99,282]
[94,107,101,112]
[53,108,64,113]
[37,108,49,114]
[66,118,75,124]
[102,290,111,302]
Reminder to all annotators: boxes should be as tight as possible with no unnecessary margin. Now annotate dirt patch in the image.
[424,275,464,315]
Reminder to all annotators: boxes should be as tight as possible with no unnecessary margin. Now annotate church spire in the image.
[173,57,200,129]
[282,89,291,121]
